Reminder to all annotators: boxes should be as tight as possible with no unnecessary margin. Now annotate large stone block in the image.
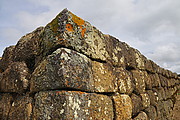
[30,48,117,93]
[144,71,152,90]
[42,9,109,62]
[133,111,148,120]
[131,70,146,94]
[153,87,166,101]
[33,91,114,120]
[0,46,15,71]
[13,27,44,70]
[0,93,13,120]
[0,62,29,93]
[104,35,127,67]
[156,100,173,120]
[149,73,161,87]
[8,95,33,120]
[92,61,117,92]
[144,105,157,120]
[112,94,132,120]
[131,93,143,116]
[116,67,134,94]
[146,90,158,106]
[140,93,150,109]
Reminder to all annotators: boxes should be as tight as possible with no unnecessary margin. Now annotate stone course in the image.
[0,9,179,120]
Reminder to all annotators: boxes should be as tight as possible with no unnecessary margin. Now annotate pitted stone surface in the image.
[30,48,117,93]
[133,111,148,120]
[0,94,13,119]
[0,62,29,93]
[8,95,33,120]
[33,91,114,120]
[113,94,132,120]
[131,70,146,94]
[0,46,15,71]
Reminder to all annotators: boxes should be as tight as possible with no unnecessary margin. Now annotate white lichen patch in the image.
[74,111,78,119]
[140,93,150,108]
[88,100,91,107]
[60,109,64,114]
[60,52,71,61]
[68,95,82,119]
[112,53,119,63]
[119,80,127,93]
[135,50,144,69]
[99,63,105,74]
[120,56,124,64]
[63,102,66,107]
[97,86,105,92]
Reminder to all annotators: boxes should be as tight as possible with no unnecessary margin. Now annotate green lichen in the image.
[47,15,59,34]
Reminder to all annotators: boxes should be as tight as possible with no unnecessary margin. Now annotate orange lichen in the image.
[70,12,85,26]
[66,23,74,32]
[70,12,86,37]
[81,28,86,37]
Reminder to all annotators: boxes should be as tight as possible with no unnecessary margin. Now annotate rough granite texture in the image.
[0,9,179,120]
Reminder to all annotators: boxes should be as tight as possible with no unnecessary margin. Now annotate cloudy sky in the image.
[0,0,180,74]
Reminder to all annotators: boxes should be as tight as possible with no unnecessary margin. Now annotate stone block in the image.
[154,87,166,101]
[104,35,127,67]
[144,105,157,120]
[149,73,161,87]
[159,75,168,87]
[156,100,173,120]
[30,48,117,93]
[144,71,152,90]
[8,95,33,120]
[116,67,134,94]
[131,93,143,116]
[112,94,132,120]
[13,27,44,69]
[42,9,109,62]
[0,46,15,71]
[125,46,137,68]
[0,62,29,93]
[92,61,118,92]
[33,91,114,120]
[131,70,146,94]
[0,93,13,120]
[133,111,148,120]
[146,90,158,106]
[140,93,150,109]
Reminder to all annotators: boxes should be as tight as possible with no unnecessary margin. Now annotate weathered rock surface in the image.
[0,94,13,119]
[112,94,132,120]
[133,111,148,120]
[8,95,33,120]
[33,91,114,120]
[30,48,117,93]
[0,62,29,93]
[0,8,179,119]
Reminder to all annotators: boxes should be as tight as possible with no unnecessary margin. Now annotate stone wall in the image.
[0,9,179,120]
